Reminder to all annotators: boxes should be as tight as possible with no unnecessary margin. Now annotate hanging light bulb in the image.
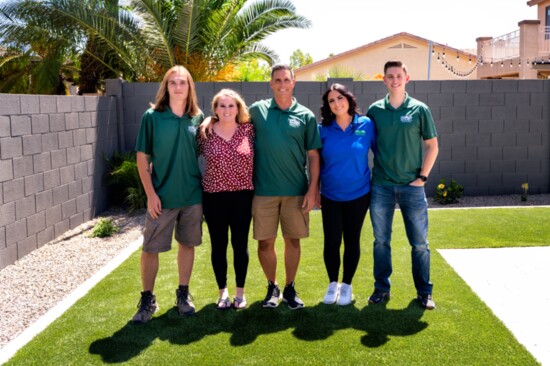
[500,61,504,67]
[468,56,472,64]
[456,52,459,62]
[437,53,440,63]
[509,60,513,67]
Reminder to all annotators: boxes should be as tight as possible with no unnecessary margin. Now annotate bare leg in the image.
[284,238,301,285]
[141,251,159,292]
[258,238,277,283]
[178,244,195,286]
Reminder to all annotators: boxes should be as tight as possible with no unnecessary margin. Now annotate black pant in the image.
[203,190,253,289]
[321,193,370,285]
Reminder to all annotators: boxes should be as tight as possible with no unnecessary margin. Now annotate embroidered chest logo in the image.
[288,118,302,128]
[400,115,413,123]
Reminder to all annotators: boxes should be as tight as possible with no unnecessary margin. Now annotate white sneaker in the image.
[337,283,353,306]
[323,282,340,304]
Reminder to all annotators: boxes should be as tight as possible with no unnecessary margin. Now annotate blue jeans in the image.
[369,184,433,295]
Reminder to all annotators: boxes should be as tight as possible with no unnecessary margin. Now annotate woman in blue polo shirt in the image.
[317,83,376,306]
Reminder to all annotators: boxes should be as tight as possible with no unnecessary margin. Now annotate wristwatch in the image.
[418,175,428,182]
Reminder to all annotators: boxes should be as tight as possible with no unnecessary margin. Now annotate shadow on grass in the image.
[89,299,428,363]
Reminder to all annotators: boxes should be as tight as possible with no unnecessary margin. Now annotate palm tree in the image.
[0,0,311,94]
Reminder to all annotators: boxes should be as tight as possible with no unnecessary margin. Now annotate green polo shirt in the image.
[250,98,322,196]
[135,107,203,208]
[367,93,437,186]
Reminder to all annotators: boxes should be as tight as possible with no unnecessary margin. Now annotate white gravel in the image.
[0,194,549,351]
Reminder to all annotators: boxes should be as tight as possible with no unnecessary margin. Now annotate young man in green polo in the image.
[366,60,439,310]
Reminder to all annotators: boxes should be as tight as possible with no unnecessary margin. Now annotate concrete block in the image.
[53,184,68,205]
[465,160,490,174]
[504,119,530,133]
[467,186,489,196]
[105,78,123,96]
[71,96,85,112]
[76,193,90,213]
[45,205,62,227]
[0,116,10,137]
[58,130,74,148]
[49,114,65,132]
[478,147,503,160]
[479,93,504,106]
[516,159,541,174]
[517,105,542,120]
[31,114,49,134]
[15,195,36,220]
[22,134,42,156]
[504,93,530,106]
[65,112,79,130]
[492,133,516,146]
[54,219,70,238]
[68,180,82,199]
[80,144,93,161]
[85,128,97,144]
[452,120,478,133]
[3,178,25,203]
[11,115,31,136]
[488,185,514,195]
[20,95,40,114]
[13,156,33,179]
[502,173,529,188]
[529,119,549,134]
[82,176,93,193]
[6,219,27,245]
[73,129,86,146]
[0,160,14,182]
[453,93,479,106]
[518,80,543,92]
[0,245,18,270]
[66,146,80,165]
[17,235,38,259]
[440,106,466,122]
[439,133,465,147]
[0,94,21,115]
[56,96,72,113]
[479,119,504,133]
[59,165,75,184]
[27,211,46,236]
[451,146,477,161]
[0,201,16,227]
[466,133,491,147]
[37,227,54,248]
[74,162,88,180]
[0,227,4,248]
[33,152,51,173]
[490,160,515,173]
[24,173,44,196]
[43,169,61,190]
[39,95,57,114]
[36,189,53,212]
[503,146,528,160]
[439,160,465,174]
[466,106,491,120]
[528,145,549,159]
[414,80,441,94]
[477,173,503,186]
[492,80,518,93]
[530,92,548,106]
[466,81,492,93]
[491,106,517,120]
[69,212,84,229]
[241,82,268,94]
[0,137,23,159]
[62,198,77,219]
[41,132,59,151]
[517,132,542,147]
[441,80,467,93]
[79,112,93,128]
[427,93,453,107]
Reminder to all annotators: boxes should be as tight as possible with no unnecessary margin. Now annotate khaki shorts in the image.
[142,204,203,253]
[252,196,309,240]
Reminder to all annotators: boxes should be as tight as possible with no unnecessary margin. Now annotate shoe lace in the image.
[137,296,152,312]
[264,283,277,301]
[177,289,194,305]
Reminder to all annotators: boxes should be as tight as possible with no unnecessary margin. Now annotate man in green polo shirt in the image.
[251,64,321,310]
[366,60,439,310]
[132,65,204,323]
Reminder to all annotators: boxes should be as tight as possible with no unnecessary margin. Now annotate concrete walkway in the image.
[439,246,550,366]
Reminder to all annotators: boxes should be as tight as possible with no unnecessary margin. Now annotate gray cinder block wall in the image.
[1,78,549,269]
[0,94,118,270]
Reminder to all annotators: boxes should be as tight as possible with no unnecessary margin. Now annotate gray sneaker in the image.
[132,291,158,324]
[176,286,195,316]
[417,294,436,310]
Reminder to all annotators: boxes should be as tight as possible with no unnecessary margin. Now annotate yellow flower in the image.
[521,183,529,190]
[437,184,445,190]
[443,191,448,197]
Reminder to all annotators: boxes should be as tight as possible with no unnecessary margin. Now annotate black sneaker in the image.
[282,282,304,310]
[132,291,158,323]
[368,289,391,304]
[262,281,281,308]
[176,285,196,316]
[417,294,436,310]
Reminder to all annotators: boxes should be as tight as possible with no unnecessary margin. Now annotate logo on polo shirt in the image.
[288,118,302,128]
[354,130,366,136]
[188,126,197,135]
[400,115,413,123]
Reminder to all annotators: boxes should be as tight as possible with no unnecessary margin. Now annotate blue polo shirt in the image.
[319,115,376,201]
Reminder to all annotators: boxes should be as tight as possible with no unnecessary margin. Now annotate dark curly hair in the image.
[320,83,361,126]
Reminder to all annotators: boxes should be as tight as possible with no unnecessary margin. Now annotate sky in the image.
[264,0,539,64]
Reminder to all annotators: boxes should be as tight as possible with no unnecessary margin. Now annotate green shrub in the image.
[107,152,147,212]
[434,178,464,205]
[90,218,119,238]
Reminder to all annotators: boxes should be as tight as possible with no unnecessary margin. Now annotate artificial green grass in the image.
[6,208,548,365]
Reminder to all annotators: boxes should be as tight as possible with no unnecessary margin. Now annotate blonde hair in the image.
[211,89,250,124]
[152,65,200,116]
